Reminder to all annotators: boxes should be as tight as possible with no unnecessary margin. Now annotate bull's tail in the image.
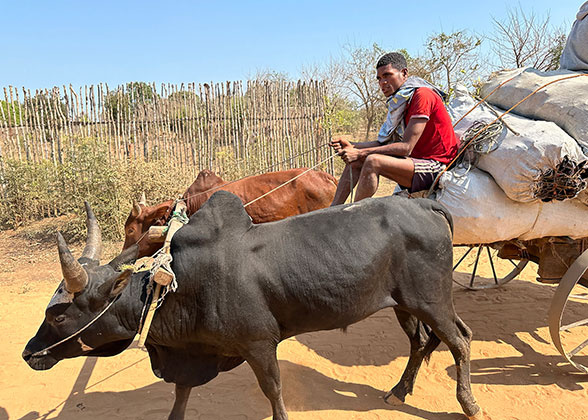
[421,322,442,364]
[429,201,454,236]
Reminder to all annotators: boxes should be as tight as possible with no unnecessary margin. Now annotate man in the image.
[329,52,458,205]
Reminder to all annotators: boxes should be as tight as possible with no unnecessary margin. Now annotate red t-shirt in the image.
[404,87,458,165]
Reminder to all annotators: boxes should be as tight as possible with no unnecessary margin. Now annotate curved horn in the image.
[139,192,147,206]
[108,244,139,270]
[57,232,88,293]
[131,200,142,218]
[80,201,102,262]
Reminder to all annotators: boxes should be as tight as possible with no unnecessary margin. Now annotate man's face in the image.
[376,64,408,97]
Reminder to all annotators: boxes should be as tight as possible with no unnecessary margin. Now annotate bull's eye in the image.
[127,228,134,234]
[55,314,66,323]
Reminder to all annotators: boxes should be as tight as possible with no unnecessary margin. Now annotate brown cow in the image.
[123,168,338,257]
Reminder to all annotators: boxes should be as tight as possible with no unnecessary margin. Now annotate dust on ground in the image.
[2,179,587,420]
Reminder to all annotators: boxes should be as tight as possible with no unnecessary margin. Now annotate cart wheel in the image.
[453,244,529,290]
[548,248,588,373]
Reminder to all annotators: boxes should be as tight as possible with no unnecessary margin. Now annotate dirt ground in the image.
[1,180,587,420]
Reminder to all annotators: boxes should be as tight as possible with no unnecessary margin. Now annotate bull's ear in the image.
[98,269,134,300]
[151,201,174,223]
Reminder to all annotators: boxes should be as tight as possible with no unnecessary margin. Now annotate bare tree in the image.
[488,7,567,71]
[335,43,388,140]
[400,48,436,83]
[248,69,291,83]
[301,59,360,135]
[425,31,483,95]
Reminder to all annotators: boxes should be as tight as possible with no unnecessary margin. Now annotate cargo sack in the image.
[448,89,587,203]
[560,1,588,72]
[436,168,537,244]
[436,168,588,244]
[519,198,588,241]
[436,168,536,245]
[479,68,588,152]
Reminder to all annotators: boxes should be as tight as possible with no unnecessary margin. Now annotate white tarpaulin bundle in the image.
[560,1,588,71]
[479,68,588,152]
[436,168,536,244]
[448,90,587,203]
[436,168,588,245]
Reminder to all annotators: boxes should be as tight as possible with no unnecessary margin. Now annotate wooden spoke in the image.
[453,244,528,290]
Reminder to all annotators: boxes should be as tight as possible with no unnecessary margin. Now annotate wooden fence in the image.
[0,80,334,179]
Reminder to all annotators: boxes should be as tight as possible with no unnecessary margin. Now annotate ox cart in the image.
[452,238,588,373]
[437,71,588,374]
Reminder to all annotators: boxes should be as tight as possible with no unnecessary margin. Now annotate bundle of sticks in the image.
[533,155,588,202]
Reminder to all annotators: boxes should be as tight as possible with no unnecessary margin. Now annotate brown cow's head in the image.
[183,169,225,197]
[22,203,139,370]
[182,170,226,211]
[123,194,174,258]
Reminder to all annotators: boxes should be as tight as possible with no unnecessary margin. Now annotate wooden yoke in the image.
[138,201,187,347]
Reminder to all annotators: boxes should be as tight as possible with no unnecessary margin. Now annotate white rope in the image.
[243,154,336,208]
[30,297,120,357]
[348,163,355,203]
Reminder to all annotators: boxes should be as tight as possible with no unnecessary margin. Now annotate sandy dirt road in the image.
[1,185,587,420]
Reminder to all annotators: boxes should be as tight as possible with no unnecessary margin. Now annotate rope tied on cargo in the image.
[426,73,588,197]
[532,156,588,202]
[453,119,504,170]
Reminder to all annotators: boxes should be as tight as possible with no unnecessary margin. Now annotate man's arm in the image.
[337,117,428,164]
[329,138,380,152]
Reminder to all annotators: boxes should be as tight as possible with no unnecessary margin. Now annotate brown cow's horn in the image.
[139,192,147,206]
[131,200,142,218]
[57,232,88,293]
[80,201,102,262]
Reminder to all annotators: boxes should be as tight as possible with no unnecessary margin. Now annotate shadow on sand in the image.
[296,275,587,387]
[16,357,465,420]
[17,274,586,419]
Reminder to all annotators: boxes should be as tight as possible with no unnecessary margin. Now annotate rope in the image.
[427,73,588,196]
[30,296,121,358]
[454,119,504,169]
[349,164,355,203]
[178,142,332,205]
[451,75,517,129]
[243,154,336,208]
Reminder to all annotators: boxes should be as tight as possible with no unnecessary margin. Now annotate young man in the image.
[329,52,458,205]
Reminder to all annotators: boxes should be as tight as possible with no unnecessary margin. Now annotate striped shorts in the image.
[407,158,445,193]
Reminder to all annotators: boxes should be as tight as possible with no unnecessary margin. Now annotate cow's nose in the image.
[22,348,32,362]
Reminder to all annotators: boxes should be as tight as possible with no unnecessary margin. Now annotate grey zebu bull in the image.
[23,193,484,420]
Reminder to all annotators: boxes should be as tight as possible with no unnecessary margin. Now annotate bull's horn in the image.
[139,192,147,206]
[131,200,142,218]
[80,202,102,262]
[57,233,88,293]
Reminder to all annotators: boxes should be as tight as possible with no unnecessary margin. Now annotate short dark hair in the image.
[376,52,408,70]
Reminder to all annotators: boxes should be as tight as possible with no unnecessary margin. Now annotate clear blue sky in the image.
[2,0,582,90]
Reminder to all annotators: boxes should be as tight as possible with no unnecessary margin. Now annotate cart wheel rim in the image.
[548,247,588,374]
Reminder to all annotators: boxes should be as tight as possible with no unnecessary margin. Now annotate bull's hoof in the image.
[467,408,491,420]
[383,390,404,406]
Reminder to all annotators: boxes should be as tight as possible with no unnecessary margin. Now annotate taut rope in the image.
[427,73,588,195]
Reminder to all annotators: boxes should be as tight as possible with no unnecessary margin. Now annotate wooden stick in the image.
[138,201,187,347]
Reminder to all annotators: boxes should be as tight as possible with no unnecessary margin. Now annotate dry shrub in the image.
[0,137,335,241]
[0,137,191,241]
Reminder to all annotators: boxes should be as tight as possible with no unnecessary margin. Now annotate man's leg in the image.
[354,155,414,201]
[330,161,363,206]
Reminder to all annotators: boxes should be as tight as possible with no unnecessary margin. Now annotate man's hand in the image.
[339,146,363,164]
[329,137,352,153]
